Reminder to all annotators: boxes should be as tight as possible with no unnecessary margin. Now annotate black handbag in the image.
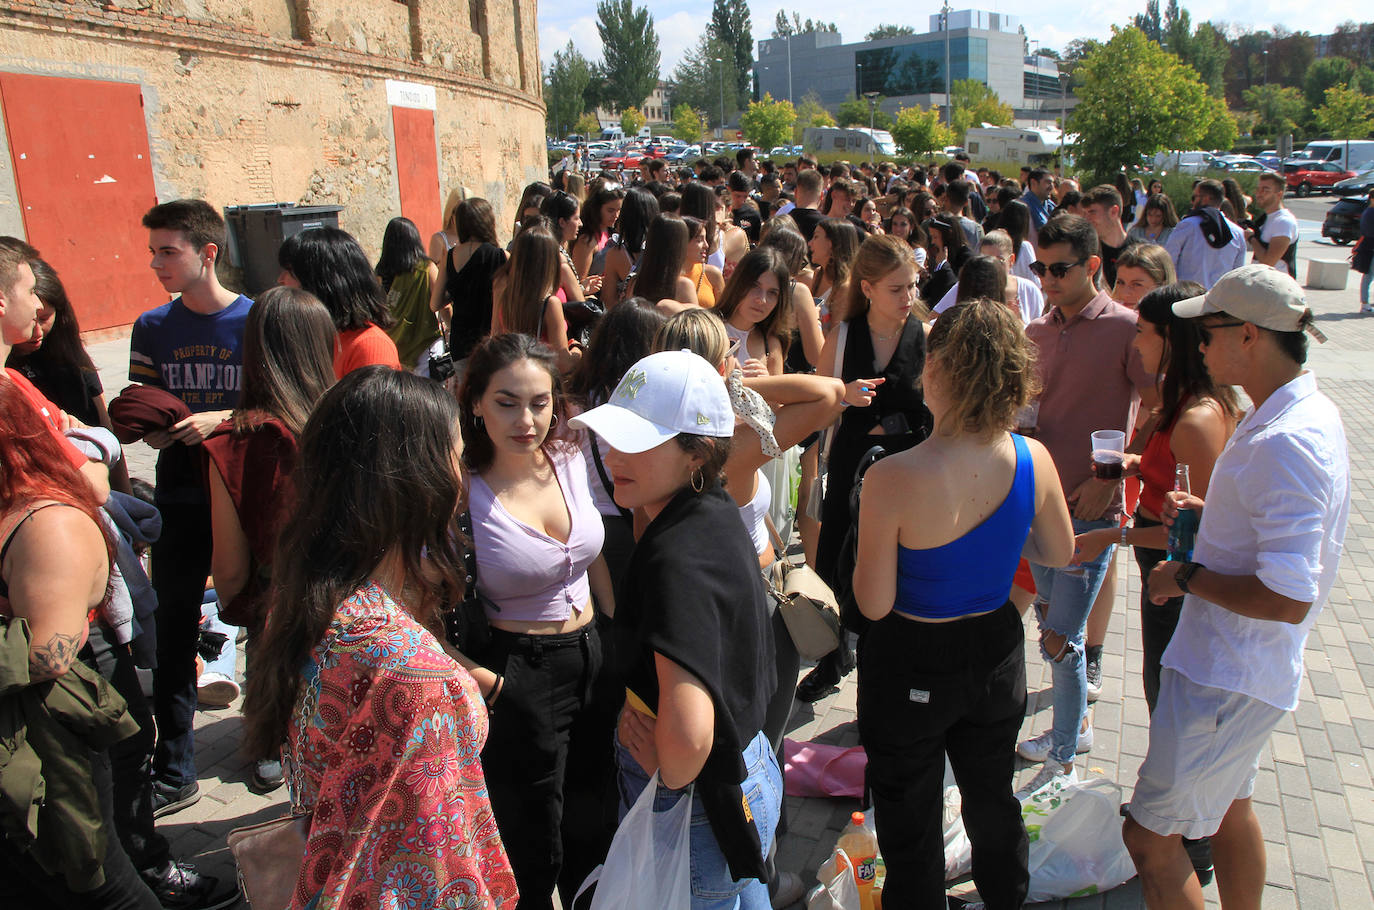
[444,510,498,655]
[834,445,889,634]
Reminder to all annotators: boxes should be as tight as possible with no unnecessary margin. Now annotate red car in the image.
[601,147,646,169]
[1286,162,1355,196]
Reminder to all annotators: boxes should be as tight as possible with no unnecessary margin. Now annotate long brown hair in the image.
[496,219,560,338]
[234,287,337,436]
[816,217,861,289]
[715,247,794,353]
[242,368,465,761]
[632,215,690,302]
[458,333,572,475]
[844,234,925,323]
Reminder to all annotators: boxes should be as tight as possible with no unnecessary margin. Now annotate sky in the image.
[538,1,1367,75]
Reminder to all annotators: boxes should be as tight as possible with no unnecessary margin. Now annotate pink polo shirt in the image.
[1025,290,1155,521]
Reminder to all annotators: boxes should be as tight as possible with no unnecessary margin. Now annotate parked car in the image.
[1322,196,1369,245]
[1287,162,1356,196]
[1214,155,1272,173]
[602,147,647,169]
[665,144,702,163]
[1256,150,1281,169]
[1333,167,1374,197]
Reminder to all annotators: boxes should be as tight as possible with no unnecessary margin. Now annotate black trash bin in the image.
[223,203,345,295]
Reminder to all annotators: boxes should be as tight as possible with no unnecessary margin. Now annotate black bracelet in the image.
[485,673,503,708]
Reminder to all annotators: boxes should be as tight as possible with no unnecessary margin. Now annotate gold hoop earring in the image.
[550,413,559,428]
[691,468,705,493]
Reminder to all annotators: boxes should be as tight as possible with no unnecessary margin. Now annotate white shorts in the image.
[1128,669,1287,839]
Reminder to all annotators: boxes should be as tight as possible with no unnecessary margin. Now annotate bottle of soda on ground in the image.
[1167,463,1198,562]
[837,811,878,910]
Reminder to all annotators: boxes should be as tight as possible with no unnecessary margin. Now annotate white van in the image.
[1298,140,1374,173]
[1153,150,1221,174]
[965,127,1063,166]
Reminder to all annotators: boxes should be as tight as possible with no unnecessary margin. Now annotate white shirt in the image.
[772,200,796,217]
[932,276,1044,326]
[1165,209,1247,288]
[1258,207,1299,275]
[1011,241,1041,288]
[1162,372,1350,710]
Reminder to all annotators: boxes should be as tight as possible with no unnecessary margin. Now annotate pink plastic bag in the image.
[783,738,868,799]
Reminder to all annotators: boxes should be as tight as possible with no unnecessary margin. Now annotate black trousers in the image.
[857,604,1029,910]
[481,622,602,910]
[1132,516,1184,714]
[0,748,159,909]
[150,502,213,788]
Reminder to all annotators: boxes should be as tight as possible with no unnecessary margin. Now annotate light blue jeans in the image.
[1361,269,1372,306]
[616,730,781,910]
[1029,517,1116,765]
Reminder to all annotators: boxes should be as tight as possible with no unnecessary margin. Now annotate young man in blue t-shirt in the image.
[128,201,251,826]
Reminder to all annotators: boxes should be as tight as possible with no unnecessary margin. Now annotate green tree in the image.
[543,42,595,138]
[596,0,661,115]
[1305,57,1356,109]
[574,112,602,138]
[1241,84,1305,142]
[891,105,953,159]
[671,31,736,126]
[1174,21,1229,98]
[620,107,646,137]
[1315,86,1374,152]
[835,95,893,130]
[1068,27,1218,184]
[1132,0,1163,43]
[672,103,707,142]
[772,11,836,37]
[1198,95,1238,150]
[949,79,1013,142]
[741,94,796,150]
[866,24,916,41]
[709,0,753,111]
[792,91,835,142]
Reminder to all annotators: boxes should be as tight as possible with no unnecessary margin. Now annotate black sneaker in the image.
[151,780,201,819]
[143,860,241,909]
[1183,836,1214,886]
[796,662,841,703]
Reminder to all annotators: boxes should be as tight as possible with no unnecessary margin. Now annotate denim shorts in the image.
[615,730,781,910]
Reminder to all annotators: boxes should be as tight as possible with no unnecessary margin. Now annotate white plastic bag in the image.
[806,848,861,910]
[1020,775,1137,902]
[574,772,692,910]
[764,444,803,544]
[943,785,973,882]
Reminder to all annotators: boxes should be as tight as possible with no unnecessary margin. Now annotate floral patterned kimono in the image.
[286,582,518,909]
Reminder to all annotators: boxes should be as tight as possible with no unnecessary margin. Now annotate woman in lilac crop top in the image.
[849,301,1075,908]
[458,333,614,908]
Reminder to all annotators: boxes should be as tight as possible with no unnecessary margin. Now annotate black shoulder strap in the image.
[456,509,487,608]
[588,433,633,522]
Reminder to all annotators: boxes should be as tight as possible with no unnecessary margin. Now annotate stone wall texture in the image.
[0,0,545,306]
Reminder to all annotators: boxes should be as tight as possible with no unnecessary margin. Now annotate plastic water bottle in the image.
[837,811,878,910]
[1167,464,1198,562]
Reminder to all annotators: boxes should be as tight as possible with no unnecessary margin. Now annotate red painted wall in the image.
[390,106,440,240]
[1,74,163,331]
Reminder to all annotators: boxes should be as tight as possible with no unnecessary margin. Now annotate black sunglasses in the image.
[1029,258,1087,279]
[1197,320,1246,345]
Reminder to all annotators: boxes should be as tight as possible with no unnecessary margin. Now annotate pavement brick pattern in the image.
[88,246,1374,908]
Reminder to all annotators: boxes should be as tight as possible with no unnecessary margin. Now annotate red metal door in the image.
[0,73,163,331]
[391,106,441,240]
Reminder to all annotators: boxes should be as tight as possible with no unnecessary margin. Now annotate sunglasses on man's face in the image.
[1029,258,1087,279]
[1197,320,1246,345]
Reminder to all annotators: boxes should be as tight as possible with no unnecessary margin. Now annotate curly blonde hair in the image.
[926,298,1039,438]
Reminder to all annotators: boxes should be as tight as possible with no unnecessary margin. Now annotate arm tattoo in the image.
[29,631,81,681]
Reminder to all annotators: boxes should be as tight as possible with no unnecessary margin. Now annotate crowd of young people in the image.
[0,143,1349,910]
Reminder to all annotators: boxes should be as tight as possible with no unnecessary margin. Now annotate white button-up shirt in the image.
[1163,371,1350,711]
[1164,209,1247,289]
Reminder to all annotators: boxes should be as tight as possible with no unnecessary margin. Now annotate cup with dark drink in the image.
[1014,401,1040,437]
[1090,430,1126,481]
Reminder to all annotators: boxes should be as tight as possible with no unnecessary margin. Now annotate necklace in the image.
[868,316,905,342]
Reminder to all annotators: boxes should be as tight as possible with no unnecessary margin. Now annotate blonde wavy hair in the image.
[652,308,729,368]
[926,298,1039,438]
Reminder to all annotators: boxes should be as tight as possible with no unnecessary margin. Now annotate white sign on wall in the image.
[386,79,436,111]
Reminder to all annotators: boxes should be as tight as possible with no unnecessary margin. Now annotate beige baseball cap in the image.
[1173,264,1326,342]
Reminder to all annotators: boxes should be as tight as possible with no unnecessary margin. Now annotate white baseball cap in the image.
[1173,263,1324,341]
[569,350,734,453]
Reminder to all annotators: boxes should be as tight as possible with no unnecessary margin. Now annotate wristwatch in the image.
[1119,525,1130,547]
[1175,561,1204,594]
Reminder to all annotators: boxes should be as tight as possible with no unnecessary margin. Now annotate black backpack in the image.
[834,445,889,634]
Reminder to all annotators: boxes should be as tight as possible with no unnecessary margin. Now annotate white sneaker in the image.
[1017,761,1079,800]
[1015,725,1093,762]
[196,671,240,708]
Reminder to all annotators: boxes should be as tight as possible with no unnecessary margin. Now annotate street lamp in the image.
[786,32,793,105]
[714,56,725,140]
[864,91,880,135]
[941,1,953,128]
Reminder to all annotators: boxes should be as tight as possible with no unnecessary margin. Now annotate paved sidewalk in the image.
[86,247,1373,908]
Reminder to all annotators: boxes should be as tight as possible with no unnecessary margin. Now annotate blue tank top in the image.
[893,434,1035,620]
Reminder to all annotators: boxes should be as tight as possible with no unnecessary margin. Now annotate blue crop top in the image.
[893,434,1035,620]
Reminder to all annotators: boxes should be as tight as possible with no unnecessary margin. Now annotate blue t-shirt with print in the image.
[129,294,253,503]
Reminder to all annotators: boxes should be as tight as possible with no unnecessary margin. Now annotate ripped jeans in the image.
[1028,517,1116,766]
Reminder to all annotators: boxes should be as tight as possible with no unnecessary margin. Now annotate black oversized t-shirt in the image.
[790,206,825,242]
[617,483,776,878]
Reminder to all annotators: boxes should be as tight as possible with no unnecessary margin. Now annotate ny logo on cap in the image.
[617,369,647,400]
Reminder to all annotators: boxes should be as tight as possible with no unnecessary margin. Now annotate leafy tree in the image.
[950,79,1013,142]
[836,95,893,130]
[1068,27,1218,184]
[620,107,647,137]
[1241,84,1305,143]
[574,112,602,138]
[772,11,836,38]
[1327,21,1374,67]
[1175,21,1229,98]
[741,95,797,150]
[596,0,661,115]
[544,42,595,138]
[670,31,736,127]
[1315,86,1374,149]
[1198,95,1238,150]
[1063,38,1103,62]
[792,92,835,142]
[891,105,953,159]
[1267,28,1316,89]
[866,24,916,41]
[709,0,753,111]
[672,104,707,142]
[1035,48,1062,60]
[1132,0,1162,43]
[1305,57,1357,109]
